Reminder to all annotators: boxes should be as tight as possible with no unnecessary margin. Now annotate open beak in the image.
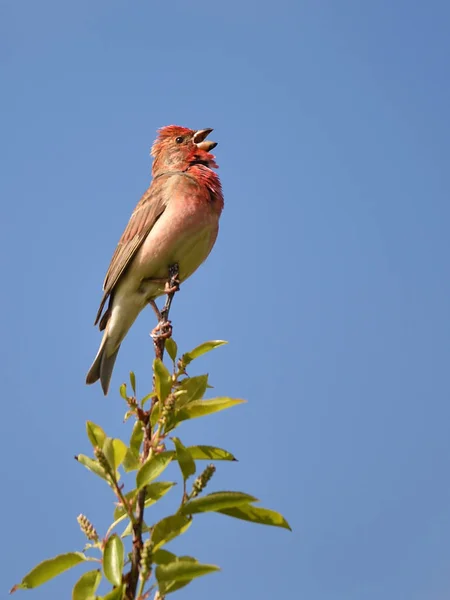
[193,128,217,151]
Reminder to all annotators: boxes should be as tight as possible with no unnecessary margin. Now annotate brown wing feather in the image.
[94,183,168,326]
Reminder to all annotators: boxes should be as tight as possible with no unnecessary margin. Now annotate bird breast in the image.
[131,194,219,295]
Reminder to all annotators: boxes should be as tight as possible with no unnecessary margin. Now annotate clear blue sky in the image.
[2,1,450,599]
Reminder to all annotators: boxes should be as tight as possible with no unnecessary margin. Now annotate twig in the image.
[111,477,137,527]
[126,264,179,600]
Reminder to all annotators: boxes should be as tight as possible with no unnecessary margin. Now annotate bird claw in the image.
[164,277,180,295]
[151,320,173,340]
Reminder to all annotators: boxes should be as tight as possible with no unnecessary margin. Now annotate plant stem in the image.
[125,264,179,600]
[110,477,137,527]
[136,576,146,599]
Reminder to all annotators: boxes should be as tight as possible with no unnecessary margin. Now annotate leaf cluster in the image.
[12,340,290,599]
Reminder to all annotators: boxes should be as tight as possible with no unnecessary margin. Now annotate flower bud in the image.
[77,514,99,542]
[191,464,216,498]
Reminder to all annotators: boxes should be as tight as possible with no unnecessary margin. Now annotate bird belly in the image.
[130,203,219,300]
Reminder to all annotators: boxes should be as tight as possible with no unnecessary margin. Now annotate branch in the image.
[126,264,180,600]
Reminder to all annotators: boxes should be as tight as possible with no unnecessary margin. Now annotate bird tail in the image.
[86,332,120,396]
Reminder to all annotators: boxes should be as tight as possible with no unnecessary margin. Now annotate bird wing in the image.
[94,181,168,326]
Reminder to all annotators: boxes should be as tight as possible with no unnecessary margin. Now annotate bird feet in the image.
[150,264,180,342]
[163,265,180,296]
[151,319,173,340]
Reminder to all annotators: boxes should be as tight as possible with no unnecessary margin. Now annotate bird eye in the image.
[176,136,184,144]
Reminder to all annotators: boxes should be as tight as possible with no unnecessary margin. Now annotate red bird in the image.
[86,126,224,394]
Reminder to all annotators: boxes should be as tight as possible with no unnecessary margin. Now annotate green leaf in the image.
[165,338,178,362]
[181,340,227,366]
[86,422,106,448]
[151,514,192,550]
[176,375,208,408]
[156,560,219,582]
[150,403,160,428]
[181,491,257,515]
[102,438,115,471]
[114,481,175,520]
[154,358,172,402]
[159,579,192,595]
[156,560,219,595]
[136,453,173,489]
[187,445,237,461]
[102,438,128,473]
[122,449,140,472]
[172,437,196,481]
[112,488,138,521]
[72,569,102,600]
[102,585,126,599]
[129,421,144,456]
[156,445,237,463]
[121,520,149,539]
[152,554,197,594]
[153,549,177,565]
[174,397,246,425]
[119,383,128,400]
[129,371,136,394]
[112,439,128,469]
[140,391,156,407]
[218,504,292,530]
[76,454,108,481]
[144,481,176,505]
[11,552,87,592]
[103,534,124,587]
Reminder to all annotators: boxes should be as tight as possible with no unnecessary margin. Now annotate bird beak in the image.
[193,128,217,151]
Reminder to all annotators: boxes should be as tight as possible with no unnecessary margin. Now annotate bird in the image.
[86,125,224,395]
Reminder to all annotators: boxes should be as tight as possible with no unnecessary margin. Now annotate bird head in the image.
[151,125,218,175]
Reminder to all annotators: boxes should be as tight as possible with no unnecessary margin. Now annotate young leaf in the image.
[218,504,292,530]
[136,453,173,489]
[102,584,126,599]
[156,560,219,583]
[112,439,128,469]
[121,520,149,539]
[86,422,106,448]
[180,491,257,515]
[102,438,115,472]
[72,569,102,600]
[187,445,237,461]
[129,371,136,394]
[157,446,236,462]
[103,534,124,587]
[102,438,128,474]
[122,449,140,472]
[119,383,128,400]
[154,358,172,402]
[145,481,176,505]
[76,454,108,481]
[181,340,227,366]
[174,397,246,425]
[11,552,88,592]
[165,338,178,362]
[158,579,192,596]
[176,375,208,408]
[156,560,219,595]
[153,549,177,565]
[153,551,202,594]
[140,391,156,407]
[150,402,160,428]
[129,421,144,456]
[150,514,192,550]
[113,481,175,520]
[173,437,196,481]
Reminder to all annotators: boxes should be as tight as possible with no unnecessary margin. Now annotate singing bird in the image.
[86,126,224,395]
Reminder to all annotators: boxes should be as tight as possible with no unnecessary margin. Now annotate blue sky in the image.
[2,1,450,598]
